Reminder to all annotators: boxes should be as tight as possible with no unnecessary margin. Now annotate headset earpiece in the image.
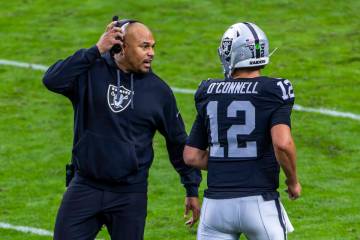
[110,16,138,55]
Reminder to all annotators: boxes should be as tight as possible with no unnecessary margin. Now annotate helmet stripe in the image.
[243,22,260,58]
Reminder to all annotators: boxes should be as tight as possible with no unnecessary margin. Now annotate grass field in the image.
[0,0,359,239]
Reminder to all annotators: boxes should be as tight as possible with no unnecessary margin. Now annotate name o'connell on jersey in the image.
[206,81,258,94]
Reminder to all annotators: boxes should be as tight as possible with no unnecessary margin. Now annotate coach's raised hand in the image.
[96,21,124,54]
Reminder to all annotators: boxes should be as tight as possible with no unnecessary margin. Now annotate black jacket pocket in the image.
[72,130,138,183]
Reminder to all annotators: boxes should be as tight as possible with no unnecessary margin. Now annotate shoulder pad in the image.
[206,78,223,83]
[195,80,210,102]
[265,77,295,104]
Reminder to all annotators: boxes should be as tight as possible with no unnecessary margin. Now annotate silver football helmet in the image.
[218,22,269,76]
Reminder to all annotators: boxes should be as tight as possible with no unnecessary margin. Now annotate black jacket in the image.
[43,45,201,196]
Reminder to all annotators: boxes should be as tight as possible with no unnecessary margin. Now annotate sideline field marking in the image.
[292,105,360,121]
[0,222,53,236]
[1,59,360,121]
[0,222,105,239]
[0,59,48,71]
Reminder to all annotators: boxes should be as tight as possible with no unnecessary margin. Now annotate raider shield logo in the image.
[221,37,233,62]
[107,84,133,113]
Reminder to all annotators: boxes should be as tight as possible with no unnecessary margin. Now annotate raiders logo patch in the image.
[222,37,233,57]
[107,84,133,113]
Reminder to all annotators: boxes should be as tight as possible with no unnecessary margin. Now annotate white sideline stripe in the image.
[171,87,196,94]
[0,59,48,71]
[1,59,360,121]
[0,222,104,239]
[0,222,53,236]
[293,105,360,121]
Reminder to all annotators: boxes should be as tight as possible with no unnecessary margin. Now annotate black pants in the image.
[54,181,147,240]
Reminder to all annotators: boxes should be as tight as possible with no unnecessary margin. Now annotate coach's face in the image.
[121,23,155,73]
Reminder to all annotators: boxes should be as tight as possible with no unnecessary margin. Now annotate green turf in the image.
[0,0,359,239]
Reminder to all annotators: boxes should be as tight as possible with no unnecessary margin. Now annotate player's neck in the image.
[231,69,261,79]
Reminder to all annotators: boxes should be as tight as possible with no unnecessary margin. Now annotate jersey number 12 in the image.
[207,100,257,158]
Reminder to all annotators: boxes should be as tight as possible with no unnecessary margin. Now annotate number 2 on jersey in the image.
[277,80,294,100]
[207,101,257,158]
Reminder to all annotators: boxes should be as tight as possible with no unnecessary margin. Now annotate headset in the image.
[110,15,139,55]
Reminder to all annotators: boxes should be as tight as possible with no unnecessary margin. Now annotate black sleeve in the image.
[270,103,293,128]
[42,45,100,99]
[186,114,208,150]
[157,90,202,197]
[194,80,207,111]
[264,78,295,128]
[268,78,295,105]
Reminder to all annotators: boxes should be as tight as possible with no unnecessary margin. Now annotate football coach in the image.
[43,18,201,240]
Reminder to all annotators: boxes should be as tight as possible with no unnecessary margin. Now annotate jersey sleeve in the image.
[186,113,209,150]
[268,78,295,105]
[194,80,208,112]
[270,103,293,128]
[186,80,209,150]
[266,78,295,128]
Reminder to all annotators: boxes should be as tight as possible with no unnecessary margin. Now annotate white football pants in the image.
[197,195,294,240]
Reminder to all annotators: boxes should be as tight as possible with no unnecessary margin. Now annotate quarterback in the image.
[184,22,301,240]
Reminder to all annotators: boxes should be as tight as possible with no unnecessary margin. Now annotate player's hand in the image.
[184,197,200,227]
[285,180,301,200]
[96,21,124,54]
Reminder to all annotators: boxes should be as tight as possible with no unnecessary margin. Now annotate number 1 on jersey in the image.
[207,100,257,158]
[207,101,225,157]
[277,80,294,100]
